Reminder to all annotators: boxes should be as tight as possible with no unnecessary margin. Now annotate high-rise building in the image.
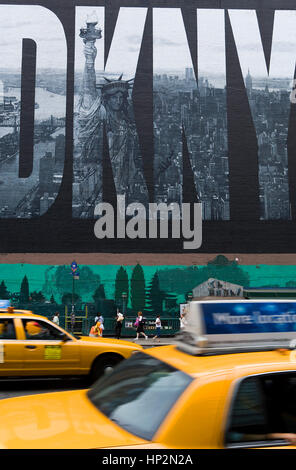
[54,134,65,170]
[40,193,54,215]
[185,67,194,81]
[245,69,253,94]
[39,152,54,195]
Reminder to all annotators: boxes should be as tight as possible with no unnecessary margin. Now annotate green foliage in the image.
[131,264,146,313]
[61,292,81,305]
[208,255,231,266]
[114,266,129,303]
[0,281,10,300]
[30,291,46,303]
[146,272,165,314]
[43,265,101,300]
[20,275,29,303]
[286,281,296,288]
[158,256,250,294]
[93,284,106,301]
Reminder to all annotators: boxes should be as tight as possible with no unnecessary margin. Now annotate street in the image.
[0,337,177,399]
[0,377,88,399]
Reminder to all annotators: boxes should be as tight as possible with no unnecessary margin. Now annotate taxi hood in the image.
[0,389,148,449]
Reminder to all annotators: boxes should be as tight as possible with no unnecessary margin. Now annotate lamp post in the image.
[122,291,127,315]
[70,261,80,314]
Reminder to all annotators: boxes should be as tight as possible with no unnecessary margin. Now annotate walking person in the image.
[89,318,102,337]
[52,311,60,326]
[134,311,148,341]
[180,312,187,330]
[115,309,124,339]
[89,322,99,337]
[152,315,161,342]
[98,314,104,337]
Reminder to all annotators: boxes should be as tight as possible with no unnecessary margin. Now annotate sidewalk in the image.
[112,336,179,347]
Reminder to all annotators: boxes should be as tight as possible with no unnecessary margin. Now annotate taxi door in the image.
[21,318,81,375]
[0,317,24,376]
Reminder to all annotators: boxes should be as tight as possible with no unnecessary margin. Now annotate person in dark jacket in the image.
[134,311,148,341]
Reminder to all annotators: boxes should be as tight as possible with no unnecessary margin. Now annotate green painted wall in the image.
[1,256,296,308]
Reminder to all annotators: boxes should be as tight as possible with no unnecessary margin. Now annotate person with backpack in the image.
[134,311,148,341]
[52,311,60,326]
[152,315,161,342]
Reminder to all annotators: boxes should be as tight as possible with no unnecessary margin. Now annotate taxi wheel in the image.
[90,354,123,383]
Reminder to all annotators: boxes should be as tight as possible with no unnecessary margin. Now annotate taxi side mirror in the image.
[56,331,69,342]
[61,333,69,342]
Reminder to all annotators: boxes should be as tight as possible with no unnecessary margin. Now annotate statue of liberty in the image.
[76,12,149,213]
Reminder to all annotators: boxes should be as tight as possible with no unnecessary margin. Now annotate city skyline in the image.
[0,61,290,221]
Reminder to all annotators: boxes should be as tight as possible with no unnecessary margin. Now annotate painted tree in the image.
[20,275,29,303]
[30,291,46,303]
[114,266,129,304]
[62,292,81,305]
[146,272,164,314]
[48,265,100,301]
[0,281,10,300]
[157,256,250,295]
[205,255,250,287]
[131,264,146,313]
[93,284,106,302]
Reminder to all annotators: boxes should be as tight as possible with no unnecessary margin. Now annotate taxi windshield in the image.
[87,352,193,441]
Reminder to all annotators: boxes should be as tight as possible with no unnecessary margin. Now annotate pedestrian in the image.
[89,319,102,337]
[52,311,60,326]
[89,323,97,337]
[134,311,148,341]
[115,309,124,339]
[180,312,187,330]
[98,314,104,336]
[94,314,99,324]
[152,315,161,342]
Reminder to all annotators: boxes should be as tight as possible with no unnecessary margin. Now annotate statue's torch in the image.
[79,11,102,43]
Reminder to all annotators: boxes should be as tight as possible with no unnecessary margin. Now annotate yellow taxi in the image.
[0,307,142,382]
[1,299,296,449]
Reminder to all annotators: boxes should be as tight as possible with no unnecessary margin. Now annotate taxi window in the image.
[0,319,16,339]
[87,352,193,441]
[22,319,62,340]
[226,372,296,447]
[226,377,268,444]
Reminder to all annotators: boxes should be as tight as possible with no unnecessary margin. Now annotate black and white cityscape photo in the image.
[0,5,66,218]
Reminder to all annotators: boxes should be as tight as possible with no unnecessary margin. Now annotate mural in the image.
[73,7,149,217]
[2,256,296,319]
[0,5,66,218]
[0,1,295,252]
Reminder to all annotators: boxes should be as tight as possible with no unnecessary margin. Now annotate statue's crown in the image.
[98,75,133,96]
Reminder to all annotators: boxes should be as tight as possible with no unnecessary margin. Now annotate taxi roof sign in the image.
[0,300,10,309]
[177,299,296,356]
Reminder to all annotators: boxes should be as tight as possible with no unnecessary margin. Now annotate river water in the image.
[7,87,66,121]
[0,86,65,213]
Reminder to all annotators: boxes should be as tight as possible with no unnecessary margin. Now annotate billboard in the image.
[0,1,295,253]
